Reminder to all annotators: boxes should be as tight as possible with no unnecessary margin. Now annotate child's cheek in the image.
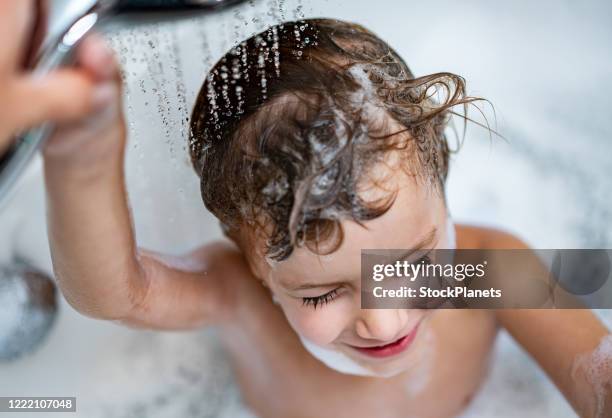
[283,302,348,346]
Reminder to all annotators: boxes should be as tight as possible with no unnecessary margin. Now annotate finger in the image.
[76,34,120,83]
[0,131,16,156]
[7,69,115,131]
[0,0,36,74]
[23,0,49,69]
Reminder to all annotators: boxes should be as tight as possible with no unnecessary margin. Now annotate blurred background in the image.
[0,0,611,416]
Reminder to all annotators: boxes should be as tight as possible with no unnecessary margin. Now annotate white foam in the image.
[0,270,54,360]
[0,276,29,348]
[298,335,383,377]
[571,334,612,417]
[348,64,377,102]
[261,176,289,201]
[404,326,435,397]
[347,64,383,124]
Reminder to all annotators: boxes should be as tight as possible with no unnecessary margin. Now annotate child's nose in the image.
[355,309,406,342]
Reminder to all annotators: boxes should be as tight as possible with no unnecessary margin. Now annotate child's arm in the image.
[43,35,244,330]
[497,309,610,417]
[486,229,611,418]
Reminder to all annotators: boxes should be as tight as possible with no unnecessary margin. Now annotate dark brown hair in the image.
[189,18,479,261]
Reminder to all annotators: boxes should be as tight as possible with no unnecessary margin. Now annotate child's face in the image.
[246,170,451,376]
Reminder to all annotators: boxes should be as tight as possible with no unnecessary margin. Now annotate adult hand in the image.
[0,0,116,155]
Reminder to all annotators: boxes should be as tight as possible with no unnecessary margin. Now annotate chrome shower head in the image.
[0,0,249,207]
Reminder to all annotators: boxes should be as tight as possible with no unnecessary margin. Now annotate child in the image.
[43,19,610,418]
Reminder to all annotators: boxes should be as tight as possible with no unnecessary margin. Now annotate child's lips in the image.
[349,323,420,358]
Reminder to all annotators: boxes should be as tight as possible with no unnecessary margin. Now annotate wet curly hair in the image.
[189,18,481,261]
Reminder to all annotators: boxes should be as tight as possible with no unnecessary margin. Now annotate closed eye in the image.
[302,288,339,310]
[416,254,432,265]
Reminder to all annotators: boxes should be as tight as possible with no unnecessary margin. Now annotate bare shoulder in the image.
[186,239,252,273]
[187,239,279,319]
[186,240,257,294]
[139,239,256,326]
[455,223,531,249]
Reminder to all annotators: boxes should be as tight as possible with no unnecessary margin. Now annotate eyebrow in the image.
[278,226,438,291]
[392,226,438,261]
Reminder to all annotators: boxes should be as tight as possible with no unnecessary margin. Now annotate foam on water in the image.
[0,274,29,350]
[0,266,56,361]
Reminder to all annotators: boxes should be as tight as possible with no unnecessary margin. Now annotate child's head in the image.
[190,18,473,375]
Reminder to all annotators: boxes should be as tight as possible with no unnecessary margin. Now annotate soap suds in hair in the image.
[283,65,385,234]
[348,64,377,103]
[571,334,612,418]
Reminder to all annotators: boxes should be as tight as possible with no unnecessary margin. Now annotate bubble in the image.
[571,334,612,418]
[0,264,58,361]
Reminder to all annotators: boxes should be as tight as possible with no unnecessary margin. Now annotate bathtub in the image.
[1,0,611,416]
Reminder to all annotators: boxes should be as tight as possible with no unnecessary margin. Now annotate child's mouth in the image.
[350,323,420,359]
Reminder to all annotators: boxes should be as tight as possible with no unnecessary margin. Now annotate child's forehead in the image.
[245,173,445,283]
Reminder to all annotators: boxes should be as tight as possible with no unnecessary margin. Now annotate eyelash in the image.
[300,255,431,310]
[302,288,339,310]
